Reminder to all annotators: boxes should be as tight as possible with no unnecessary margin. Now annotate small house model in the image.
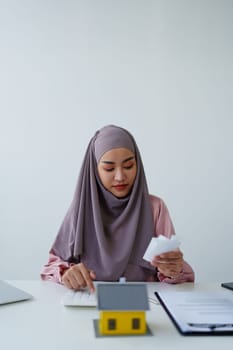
[97,283,149,335]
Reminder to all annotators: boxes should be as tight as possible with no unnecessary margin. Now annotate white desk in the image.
[1,281,232,350]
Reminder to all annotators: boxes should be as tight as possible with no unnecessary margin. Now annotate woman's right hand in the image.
[62,263,96,292]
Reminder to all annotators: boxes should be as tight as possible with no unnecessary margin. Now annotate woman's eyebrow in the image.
[101,156,135,164]
[101,160,115,164]
[122,156,135,163]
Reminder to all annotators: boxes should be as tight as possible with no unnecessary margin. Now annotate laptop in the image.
[0,280,32,305]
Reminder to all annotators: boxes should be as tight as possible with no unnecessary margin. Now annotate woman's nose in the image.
[114,168,125,181]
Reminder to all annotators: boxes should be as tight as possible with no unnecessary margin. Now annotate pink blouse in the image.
[41,195,194,284]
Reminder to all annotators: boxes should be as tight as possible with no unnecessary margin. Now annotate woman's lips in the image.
[113,184,128,191]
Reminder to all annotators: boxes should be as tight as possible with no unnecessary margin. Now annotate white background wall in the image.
[0,0,232,282]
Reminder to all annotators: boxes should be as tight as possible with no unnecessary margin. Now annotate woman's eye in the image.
[124,164,134,170]
[104,168,114,172]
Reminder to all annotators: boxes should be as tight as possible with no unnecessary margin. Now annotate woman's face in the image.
[97,147,137,198]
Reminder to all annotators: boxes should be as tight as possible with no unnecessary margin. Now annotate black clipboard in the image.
[155,291,233,336]
[221,282,233,291]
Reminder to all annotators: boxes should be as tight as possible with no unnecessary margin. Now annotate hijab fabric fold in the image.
[52,125,155,281]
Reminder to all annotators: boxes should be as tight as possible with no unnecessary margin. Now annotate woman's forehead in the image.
[99,148,135,162]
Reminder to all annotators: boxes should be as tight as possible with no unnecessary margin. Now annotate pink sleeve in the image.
[150,195,195,283]
[40,251,73,284]
[150,195,175,238]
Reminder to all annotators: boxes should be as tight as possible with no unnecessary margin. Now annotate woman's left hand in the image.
[151,249,183,278]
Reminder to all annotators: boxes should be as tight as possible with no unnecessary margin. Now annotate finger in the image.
[62,276,72,289]
[157,267,179,278]
[153,253,183,264]
[62,273,78,290]
[160,250,183,259]
[89,270,96,280]
[157,260,183,270]
[89,270,96,278]
[151,258,183,268]
[64,264,89,290]
[157,264,183,277]
[151,250,183,264]
[67,269,84,290]
[78,265,95,292]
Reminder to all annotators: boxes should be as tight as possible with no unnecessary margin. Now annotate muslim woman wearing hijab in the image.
[41,125,194,291]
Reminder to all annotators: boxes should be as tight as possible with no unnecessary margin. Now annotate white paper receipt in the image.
[143,235,181,262]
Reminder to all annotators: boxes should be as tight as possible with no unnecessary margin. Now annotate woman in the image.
[41,125,194,291]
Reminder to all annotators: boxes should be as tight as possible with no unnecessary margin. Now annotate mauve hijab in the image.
[51,125,156,281]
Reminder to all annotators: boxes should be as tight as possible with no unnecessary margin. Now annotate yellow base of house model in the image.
[99,311,146,335]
